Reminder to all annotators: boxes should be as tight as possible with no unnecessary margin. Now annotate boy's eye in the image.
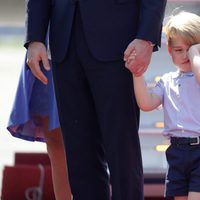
[174,49,182,52]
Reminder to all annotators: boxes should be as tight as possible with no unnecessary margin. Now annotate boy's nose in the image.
[183,50,188,59]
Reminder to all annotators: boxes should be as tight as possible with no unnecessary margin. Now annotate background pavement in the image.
[0,0,24,26]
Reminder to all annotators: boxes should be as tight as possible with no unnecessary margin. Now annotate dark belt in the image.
[171,137,200,145]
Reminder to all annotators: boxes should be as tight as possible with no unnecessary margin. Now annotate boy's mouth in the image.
[182,60,189,64]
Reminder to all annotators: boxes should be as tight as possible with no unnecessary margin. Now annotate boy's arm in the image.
[133,76,162,111]
[188,44,200,85]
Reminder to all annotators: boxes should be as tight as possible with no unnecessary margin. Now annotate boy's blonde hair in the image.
[164,11,200,46]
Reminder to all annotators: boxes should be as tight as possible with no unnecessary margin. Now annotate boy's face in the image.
[167,36,191,72]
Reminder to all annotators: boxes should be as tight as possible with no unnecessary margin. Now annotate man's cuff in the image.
[147,41,156,47]
[24,41,31,49]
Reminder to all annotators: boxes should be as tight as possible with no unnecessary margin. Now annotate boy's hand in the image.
[188,43,200,64]
[27,42,50,85]
[188,43,200,85]
[188,43,200,54]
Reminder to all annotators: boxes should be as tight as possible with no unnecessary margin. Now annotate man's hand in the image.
[27,42,50,84]
[124,39,153,76]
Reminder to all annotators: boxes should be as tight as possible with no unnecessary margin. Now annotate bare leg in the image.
[175,196,188,200]
[42,117,72,200]
[188,192,200,200]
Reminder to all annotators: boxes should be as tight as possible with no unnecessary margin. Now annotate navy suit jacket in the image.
[25,0,166,62]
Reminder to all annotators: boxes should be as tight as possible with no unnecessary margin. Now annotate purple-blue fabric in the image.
[7,58,60,142]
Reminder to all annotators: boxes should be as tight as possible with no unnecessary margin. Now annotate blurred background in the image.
[0,0,47,196]
[0,0,199,199]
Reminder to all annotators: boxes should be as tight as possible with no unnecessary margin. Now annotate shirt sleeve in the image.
[150,77,165,103]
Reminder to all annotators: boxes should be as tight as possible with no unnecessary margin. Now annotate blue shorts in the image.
[165,142,200,198]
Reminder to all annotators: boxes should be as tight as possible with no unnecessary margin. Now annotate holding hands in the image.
[124,39,154,77]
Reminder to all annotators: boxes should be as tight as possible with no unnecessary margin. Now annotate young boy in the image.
[126,12,200,200]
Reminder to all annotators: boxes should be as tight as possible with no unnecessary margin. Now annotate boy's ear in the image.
[167,44,172,56]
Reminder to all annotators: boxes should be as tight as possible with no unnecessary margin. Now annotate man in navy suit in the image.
[25,0,166,199]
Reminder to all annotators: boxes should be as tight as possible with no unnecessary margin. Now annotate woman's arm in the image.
[188,44,200,85]
[133,75,161,111]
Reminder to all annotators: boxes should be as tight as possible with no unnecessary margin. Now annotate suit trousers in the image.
[52,4,143,200]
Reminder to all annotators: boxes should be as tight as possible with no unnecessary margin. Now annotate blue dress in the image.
[7,57,60,142]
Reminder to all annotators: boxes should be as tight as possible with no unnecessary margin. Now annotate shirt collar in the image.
[172,70,194,78]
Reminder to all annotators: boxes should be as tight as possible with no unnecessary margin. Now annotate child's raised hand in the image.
[188,43,200,84]
[188,43,200,57]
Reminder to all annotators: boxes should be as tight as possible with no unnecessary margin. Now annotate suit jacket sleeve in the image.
[136,0,167,47]
[24,0,52,48]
